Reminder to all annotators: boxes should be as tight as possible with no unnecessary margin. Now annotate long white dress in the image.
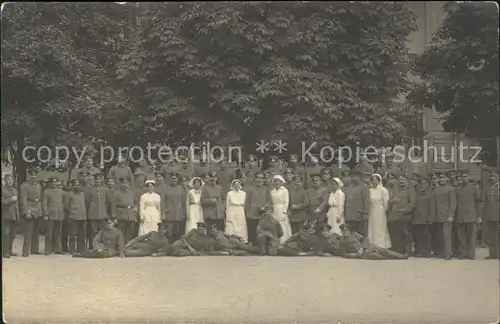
[138,192,162,236]
[367,185,391,249]
[270,186,292,244]
[326,189,345,235]
[225,189,248,243]
[185,188,204,234]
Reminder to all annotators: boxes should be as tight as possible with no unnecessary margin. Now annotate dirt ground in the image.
[2,235,499,324]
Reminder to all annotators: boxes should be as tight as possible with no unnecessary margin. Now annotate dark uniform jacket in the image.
[2,186,20,220]
[163,185,186,221]
[129,231,170,251]
[240,165,260,186]
[20,181,42,218]
[108,165,134,186]
[412,189,435,224]
[64,191,87,220]
[432,185,457,222]
[181,229,214,252]
[288,184,308,223]
[483,183,499,222]
[306,187,327,221]
[160,163,179,185]
[201,184,225,220]
[344,183,370,222]
[70,166,100,181]
[111,189,136,221]
[454,183,481,223]
[42,188,65,220]
[86,186,109,220]
[93,227,125,252]
[387,187,416,222]
[305,165,322,189]
[245,185,272,220]
[352,162,374,176]
[194,164,212,178]
[282,231,319,252]
[257,217,283,239]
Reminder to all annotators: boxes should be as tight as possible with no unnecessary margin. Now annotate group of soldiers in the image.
[2,151,499,260]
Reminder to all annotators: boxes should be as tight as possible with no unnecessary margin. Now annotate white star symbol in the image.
[273,140,287,153]
[256,140,270,154]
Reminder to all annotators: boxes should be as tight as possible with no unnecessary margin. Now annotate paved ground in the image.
[2,236,499,324]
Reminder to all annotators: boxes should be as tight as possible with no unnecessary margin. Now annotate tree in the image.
[411,2,499,167]
[117,2,418,157]
[1,3,130,181]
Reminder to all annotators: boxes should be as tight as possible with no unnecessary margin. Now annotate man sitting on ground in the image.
[256,206,283,256]
[123,222,171,257]
[73,217,125,258]
[208,225,260,256]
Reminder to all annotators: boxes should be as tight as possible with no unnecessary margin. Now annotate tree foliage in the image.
[117,2,417,151]
[411,2,499,166]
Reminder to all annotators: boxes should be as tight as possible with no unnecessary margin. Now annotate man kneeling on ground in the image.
[339,224,408,260]
[256,206,283,256]
[124,222,170,257]
[73,217,125,258]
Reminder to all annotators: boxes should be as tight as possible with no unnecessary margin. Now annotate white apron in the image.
[185,189,204,234]
[270,186,292,244]
[225,190,248,243]
[327,190,345,235]
[368,185,391,249]
[138,192,162,236]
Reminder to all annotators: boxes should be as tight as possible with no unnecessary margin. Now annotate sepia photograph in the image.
[1,1,499,323]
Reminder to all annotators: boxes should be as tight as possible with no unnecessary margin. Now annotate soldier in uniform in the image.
[111,178,138,242]
[277,221,319,256]
[352,155,375,176]
[305,156,322,189]
[85,172,109,249]
[153,170,165,198]
[386,175,416,256]
[288,174,308,234]
[159,222,213,256]
[256,206,283,256]
[265,155,282,177]
[162,173,187,241]
[123,222,170,257]
[178,160,194,182]
[241,154,260,186]
[340,168,352,188]
[320,167,333,188]
[376,153,403,181]
[343,170,370,237]
[283,168,295,190]
[20,168,43,256]
[108,154,134,187]
[287,154,306,180]
[263,171,273,188]
[208,225,260,256]
[454,169,482,259]
[53,160,70,187]
[314,224,342,256]
[73,217,125,258]
[412,176,434,258]
[160,156,179,187]
[410,173,421,192]
[430,172,456,260]
[179,175,190,192]
[2,174,20,257]
[483,169,499,259]
[244,172,272,245]
[42,177,65,255]
[201,171,225,231]
[307,174,328,223]
[71,156,100,183]
[217,158,236,196]
[430,172,439,190]
[133,168,146,190]
[64,180,87,253]
[194,156,212,178]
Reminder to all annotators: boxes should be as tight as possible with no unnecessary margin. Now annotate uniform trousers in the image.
[67,219,87,253]
[61,220,69,252]
[117,220,137,242]
[346,220,367,237]
[2,219,17,256]
[484,221,499,258]
[257,234,280,255]
[246,219,260,245]
[123,242,156,257]
[432,222,453,258]
[74,248,119,258]
[87,219,106,249]
[455,222,477,259]
[387,220,409,255]
[23,218,41,255]
[412,224,431,257]
[44,220,63,254]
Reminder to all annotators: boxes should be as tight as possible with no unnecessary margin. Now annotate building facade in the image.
[403,1,482,180]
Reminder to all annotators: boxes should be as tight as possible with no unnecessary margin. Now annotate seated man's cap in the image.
[196,222,206,229]
[310,173,322,179]
[459,169,470,176]
[284,168,294,174]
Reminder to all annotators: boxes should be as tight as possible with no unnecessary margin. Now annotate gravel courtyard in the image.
[2,236,499,323]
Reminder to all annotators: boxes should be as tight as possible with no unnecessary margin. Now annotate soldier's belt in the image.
[117,205,134,209]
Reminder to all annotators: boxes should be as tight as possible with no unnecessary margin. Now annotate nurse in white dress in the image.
[367,174,391,249]
[270,175,292,244]
[138,180,162,235]
[326,178,346,235]
[225,179,248,242]
[185,177,204,234]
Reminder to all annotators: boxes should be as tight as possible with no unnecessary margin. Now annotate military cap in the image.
[134,169,144,176]
[154,170,163,176]
[247,154,257,162]
[339,223,350,231]
[72,180,80,186]
[170,172,179,178]
[293,174,303,180]
[262,206,273,214]
[412,172,421,179]
[363,171,372,177]
[49,177,59,183]
[208,171,218,177]
[447,169,458,176]
[341,169,351,176]
[3,173,13,179]
[290,153,299,159]
[269,156,278,163]
[107,175,116,181]
[94,172,104,178]
[284,168,294,174]
[79,170,90,176]
[321,168,331,174]
[196,222,206,229]
[27,168,39,175]
[157,222,164,228]
[459,169,470,176]
[310,173,322,179]
[104,216,116,223]
[254,172,265,178]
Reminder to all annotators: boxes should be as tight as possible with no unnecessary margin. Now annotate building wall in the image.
[403,2,482,179]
